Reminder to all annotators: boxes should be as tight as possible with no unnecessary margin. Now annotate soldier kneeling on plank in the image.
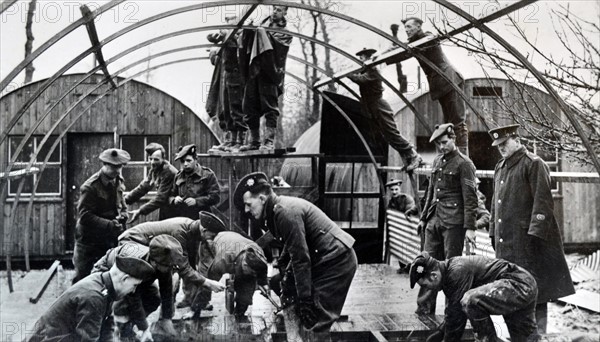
[409,252,539,342]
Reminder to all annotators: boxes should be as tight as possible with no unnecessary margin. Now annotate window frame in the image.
[7,135,62,197]
[530,140,560,193]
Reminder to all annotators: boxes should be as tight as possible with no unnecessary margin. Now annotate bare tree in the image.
[434,4,599,166]
[24,0,37,83]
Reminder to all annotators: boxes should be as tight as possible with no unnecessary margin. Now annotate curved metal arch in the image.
[432,0,600,172]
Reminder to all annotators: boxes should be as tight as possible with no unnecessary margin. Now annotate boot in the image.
[208,131,233,152]
[116,321,139,342]
[230,131,246,153]
[470,316,498,342]
[402,148,423,172]
[259,126,276,151]
[239,129,260,152]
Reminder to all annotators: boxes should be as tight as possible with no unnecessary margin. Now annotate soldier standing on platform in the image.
[409,252,539,341]
[239,5,293,152]
[207,16,248,152]
[169,144,221,219]
[488,124,574,333]
[348,47,423,171]
[234,172,357,334]
[398,17,469,155]
[27,256,154,342]
[126,143,178,222]
[416,123,477,315]
[73,148,130,284]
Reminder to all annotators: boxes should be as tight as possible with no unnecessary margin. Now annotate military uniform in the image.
[388,194,418,216]
[409,254,538,341]
[490,145,574,303]
[192,231,268,315]
[418,127,478,314]
[169,163,220,219]
[475,190,490,230]
[265,194,357,332]
[125,159,178,220]
[73,170,128,283]
[401,30,468,153]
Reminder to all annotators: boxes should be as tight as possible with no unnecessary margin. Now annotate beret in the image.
[385,178,403,187]
[174,144,197,161]
[99,148,130,166]
[409,251,437,289]
[488,124,520,147]
[144,143,165,156]
[148,235,185,267]
[356,47,377,57]
[115,255,154,281]
[429,123,454,142]
[200,211,227,233]
[233,172,271,210]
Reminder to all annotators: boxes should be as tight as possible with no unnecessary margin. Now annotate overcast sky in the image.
[1,1,598,119]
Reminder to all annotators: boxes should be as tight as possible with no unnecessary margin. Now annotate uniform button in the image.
[314,249,318,253]
[500,180,504,184]
[498,199,501,203]
[436,199,440,202]
[454,203,457,206]
[437,189,440,192]
[498,219,502,223]
[443,159,446,162]
[438,178,441,181]
[499,238,504,243]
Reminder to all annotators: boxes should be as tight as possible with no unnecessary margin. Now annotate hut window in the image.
[473,86,503,98]
[8,135,62,196]
[530,140,560,192]
[120,135,171,191]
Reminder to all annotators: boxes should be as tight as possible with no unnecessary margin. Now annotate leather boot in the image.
[402,148,423,172]
[208,131,233,152]
[230,131,246,153]
[239,129,260,151]
[259,126,276,151]
[470,316,498,342]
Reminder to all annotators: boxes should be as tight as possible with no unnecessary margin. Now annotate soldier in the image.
[239,5,293,151]
[118,214,227,309]
[92,236,199,341]
[207,15,248,152]
[409,252,539,341]
[169,144,221,219]
[399,17,469,155]
[73,148,130,284]
[234,172,357,333]
[348,47,423,171]
[126,143,178,222]
[386,178,418,216]
[27,256,154,342]
[417,123,478,315]
[488,124,574,332]
[190,229,269,319]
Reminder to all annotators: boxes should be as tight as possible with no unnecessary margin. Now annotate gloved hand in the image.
[296,297,318,330]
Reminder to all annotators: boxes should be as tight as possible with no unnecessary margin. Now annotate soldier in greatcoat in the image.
[396,17,469,155]
[27,256,154,342]
[73,148,130,284]
[168,144,221,220]
[409,252,539,341]
[416,123,478,315]
[125,143,178,222]
[234,172,357,334]
[488,124,574,332]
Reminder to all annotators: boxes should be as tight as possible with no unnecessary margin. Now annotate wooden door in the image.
[66,133,114,251]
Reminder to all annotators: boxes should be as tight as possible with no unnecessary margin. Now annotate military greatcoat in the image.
[490,146,574,303]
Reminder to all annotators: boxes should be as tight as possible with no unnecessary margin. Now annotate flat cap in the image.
[488,124,520,147]
[429,123,454,142]
[356,47,377,57]
[99,148,130,166]
[144,143,165,156]
[115,255,154,280]
[233,172,271,210]
[200,211,227,233]
[149,235,185,267]
[409,251,437,289]
[386,178,403,187]
[174,144,197,161]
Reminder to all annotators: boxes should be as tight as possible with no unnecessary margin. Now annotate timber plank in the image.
[29,259,60,303]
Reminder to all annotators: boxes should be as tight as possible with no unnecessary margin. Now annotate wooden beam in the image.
[0,0,18,15]
[0,167,39,181]
[80,5,117,89]
[313,0,537,90]
[29,260,60,304]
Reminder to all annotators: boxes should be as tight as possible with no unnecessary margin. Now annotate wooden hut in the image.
[0,73,220,261]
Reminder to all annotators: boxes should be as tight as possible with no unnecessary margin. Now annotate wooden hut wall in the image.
[393,78,599,245]
[0,74,220,258]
